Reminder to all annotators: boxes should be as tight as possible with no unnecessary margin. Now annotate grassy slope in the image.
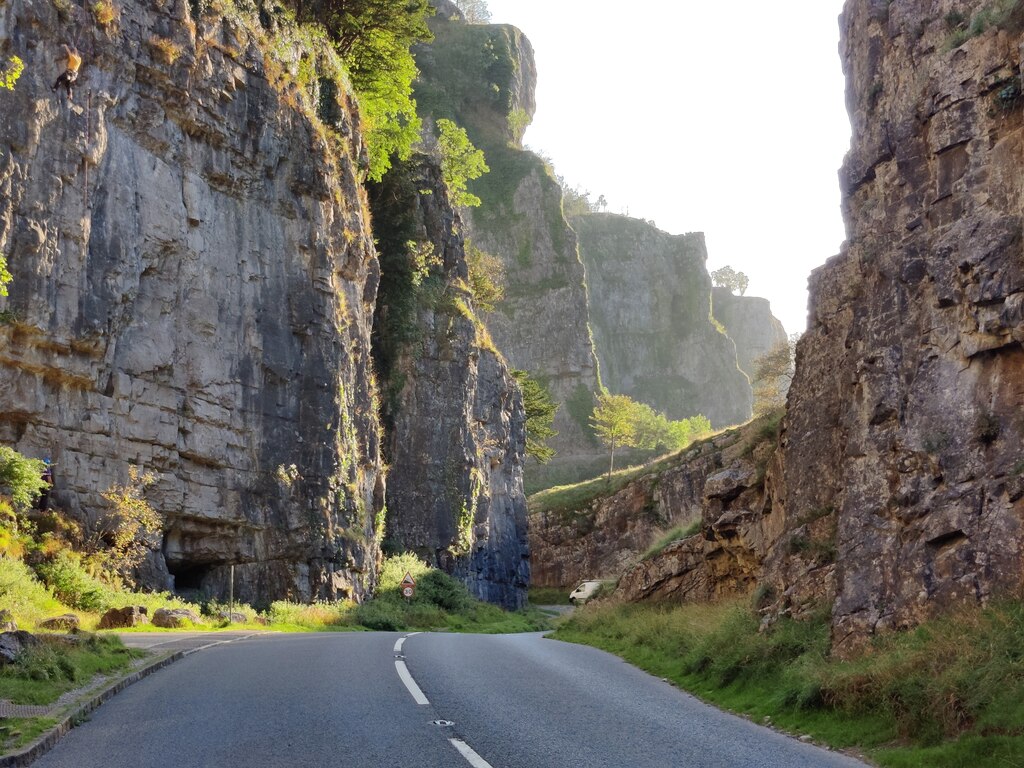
[554,599,1024,768]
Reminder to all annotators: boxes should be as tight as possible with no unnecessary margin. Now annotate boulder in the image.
[0,630,40,664]
[97,606,150,630]
[39,614,79,631]
[152,608,201,628]
[216,611,248,624]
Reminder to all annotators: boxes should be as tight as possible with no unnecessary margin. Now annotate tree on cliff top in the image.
[453,0,491,23]
[711,265,749,296]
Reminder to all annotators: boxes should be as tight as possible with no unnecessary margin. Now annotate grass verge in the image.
[0,633,143,705]
[529,586,572,605]
[0,717,58,753]
[553,598,1024,767]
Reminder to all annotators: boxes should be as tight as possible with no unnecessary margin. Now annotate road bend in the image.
[33,632,869,768]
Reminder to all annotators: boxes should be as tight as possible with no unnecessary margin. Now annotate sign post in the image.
[400,571,416,600]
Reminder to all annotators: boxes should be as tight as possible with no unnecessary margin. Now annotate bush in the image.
[33,551,111,612]
[0,447,47,510]
[0,556,66,626]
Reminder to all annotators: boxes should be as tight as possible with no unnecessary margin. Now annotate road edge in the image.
[0,633,262,767]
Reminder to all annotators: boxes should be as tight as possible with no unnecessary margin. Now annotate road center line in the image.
[449,738,494,768]
[394,637,406,653]
[394,660,429,705]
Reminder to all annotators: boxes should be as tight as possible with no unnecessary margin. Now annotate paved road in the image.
[34,632,869,768]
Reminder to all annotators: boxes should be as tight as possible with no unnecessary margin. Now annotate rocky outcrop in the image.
[575,214,753,427]
[369,154,529,610]
[530,421,776,590]
[0,0,383,604]
[414,11,604,493]
[711,287,788,381]
[761,0,1024,655]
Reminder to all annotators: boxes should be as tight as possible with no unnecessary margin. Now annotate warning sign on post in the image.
[400,571,416,599]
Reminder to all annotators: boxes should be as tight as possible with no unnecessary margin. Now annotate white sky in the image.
[484,0,851,335]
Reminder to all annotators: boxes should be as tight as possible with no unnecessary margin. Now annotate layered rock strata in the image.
[0,0,383,603]
[575,214,753,427]
[762,0,1024,654]
[370,155,529,609]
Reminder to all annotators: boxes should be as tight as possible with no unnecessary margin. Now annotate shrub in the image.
[0,447,47,510]
[436,118,489,207]
[148,36,183,65]
[91,0,116,25]
[33,551,111,612]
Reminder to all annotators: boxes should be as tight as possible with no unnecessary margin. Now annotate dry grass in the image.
[91,0,116,26]
[148,36,184,66]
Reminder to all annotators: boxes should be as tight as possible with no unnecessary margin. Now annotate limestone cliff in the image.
[414,7,605,493]
[574,214,753,427]
[762,0,1024,654]
[711,287,788,382]
[0,0,384,603]
[369,154,529,609]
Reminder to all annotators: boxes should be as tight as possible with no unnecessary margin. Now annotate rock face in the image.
[762,0,1024,655]
[0,0,383,603]
[414,11,605,492]
[711,287,788,381]
[529,431,736,589]
[370,155,530,610]
[575,215,753,427]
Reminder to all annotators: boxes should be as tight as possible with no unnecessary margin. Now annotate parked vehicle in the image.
[568,580,603,605]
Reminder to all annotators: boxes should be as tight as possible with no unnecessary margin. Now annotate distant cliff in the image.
[0,0,383,603]
[574,214,753,427]
[711,287,788,382]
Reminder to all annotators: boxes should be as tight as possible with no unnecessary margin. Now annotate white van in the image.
[568,580,603,605]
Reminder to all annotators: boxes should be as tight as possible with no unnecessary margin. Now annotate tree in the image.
[292,0,435,181]
[93,466,162,585]
[436,119,489,207]
[0,56,23,91]
[0,447,46,510]
[511,371,558,463]
[466,240,504,313]
[711,265,749,296]
[590,391,639,477]
[453,0,490,23]
[752,334,799,416]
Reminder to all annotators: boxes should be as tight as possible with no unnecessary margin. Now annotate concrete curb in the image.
[0,633,261,767]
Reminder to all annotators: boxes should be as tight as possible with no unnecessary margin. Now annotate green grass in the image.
[529,586,572,605]
[554,598,1024,767]
[642,519,701,560]
[0,633,143,705]
[0,717,58,752]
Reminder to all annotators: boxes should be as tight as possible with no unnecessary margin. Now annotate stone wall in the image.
[0,0,383,603]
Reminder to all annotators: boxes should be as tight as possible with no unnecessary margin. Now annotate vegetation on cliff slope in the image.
[556,599,1024,767]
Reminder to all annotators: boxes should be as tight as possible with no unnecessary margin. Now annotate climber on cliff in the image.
[35,457,54,512]
[51,44,82,102]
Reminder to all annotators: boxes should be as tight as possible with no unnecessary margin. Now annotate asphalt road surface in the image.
[34,632,869,768]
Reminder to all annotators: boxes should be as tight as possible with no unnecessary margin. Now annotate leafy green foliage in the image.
[511,370,558,463]
[0,448,46,512]
[436,118,489,207]
[453,0,490,23]
[591,391,711,476]
[34,551,111,611]
[710,265,749,295]
[0,55,24,91]
[92,466,162,585]
[465,240,504,312]
[292,0,435,180]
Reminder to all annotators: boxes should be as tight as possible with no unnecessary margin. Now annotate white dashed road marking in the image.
[394,659,430,705]
[449,738,495,768]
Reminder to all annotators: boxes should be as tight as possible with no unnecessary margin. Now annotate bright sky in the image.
[484,0,851,335]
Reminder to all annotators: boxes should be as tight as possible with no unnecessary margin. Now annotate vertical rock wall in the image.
[711,287,788,382]
[765,0,1024,654]
[574,214,753,427]
[370,155,529,609]
[0,0,383,603]
[414,10,605,492]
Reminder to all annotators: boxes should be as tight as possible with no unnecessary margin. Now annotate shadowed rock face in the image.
[0,0,383,603]
[369,156,529,610]
[763,0,1024,655]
